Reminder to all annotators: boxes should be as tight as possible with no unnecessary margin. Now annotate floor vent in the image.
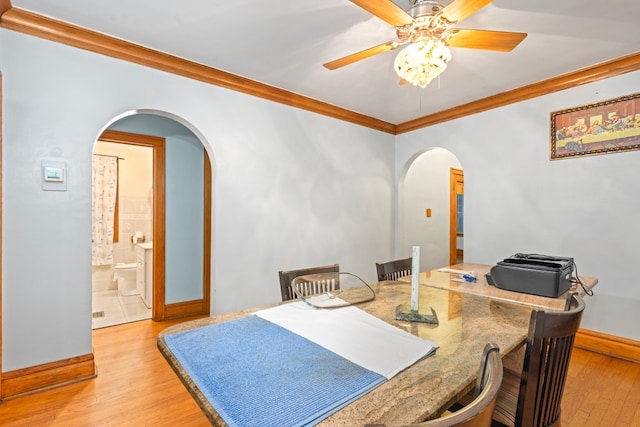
[92,311,105,318]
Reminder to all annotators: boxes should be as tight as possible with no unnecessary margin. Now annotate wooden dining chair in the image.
[278,264,339,302]
[365,343,503,427]
[490,292,586,427]
[376,257,412,281]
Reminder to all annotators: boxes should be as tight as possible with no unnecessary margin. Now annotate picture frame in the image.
[550,92,640,160]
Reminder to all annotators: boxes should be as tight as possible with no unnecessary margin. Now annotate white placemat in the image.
[255,301,438,379]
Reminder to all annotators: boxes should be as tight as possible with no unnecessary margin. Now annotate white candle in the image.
[411,246,420,311]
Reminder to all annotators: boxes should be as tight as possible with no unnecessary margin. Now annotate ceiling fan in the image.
[324,0,527,87]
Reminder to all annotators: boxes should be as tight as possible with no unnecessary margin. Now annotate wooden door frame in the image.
[1,73,4,397]
[449,168,464,266]
[202,151,211,315]
[161,147,211,318]
[97,129,211,320]
[98,130,167,320]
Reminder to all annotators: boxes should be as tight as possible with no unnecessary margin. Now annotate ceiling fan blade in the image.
[448,29,527,52]
[349,0,413,27]
[442,0,493,23]
[323,41,398,70]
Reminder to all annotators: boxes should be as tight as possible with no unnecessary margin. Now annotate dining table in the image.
[158,278,534,426]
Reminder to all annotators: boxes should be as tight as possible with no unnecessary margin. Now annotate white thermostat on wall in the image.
[44,166,64,182]
[42,161,67,191]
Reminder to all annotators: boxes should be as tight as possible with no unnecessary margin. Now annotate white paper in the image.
[438,268,474,275]
[255,302,438,379]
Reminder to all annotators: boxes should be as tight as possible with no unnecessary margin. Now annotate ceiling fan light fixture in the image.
[394,39,451,88]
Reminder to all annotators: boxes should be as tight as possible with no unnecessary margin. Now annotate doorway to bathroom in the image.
[91,133,161,329]
[91,112,212,328]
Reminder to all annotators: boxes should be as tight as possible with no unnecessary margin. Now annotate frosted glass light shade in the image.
[394,39,451,88]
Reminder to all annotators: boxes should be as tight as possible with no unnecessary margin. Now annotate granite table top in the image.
[158,282,532,426]
[399,263,598,311]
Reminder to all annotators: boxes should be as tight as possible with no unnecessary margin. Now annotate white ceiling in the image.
[10,0,640,124]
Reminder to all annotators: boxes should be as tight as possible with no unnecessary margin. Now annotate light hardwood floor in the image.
[0,316,638,426]
[0,316,210,426]
[563,345,640,426]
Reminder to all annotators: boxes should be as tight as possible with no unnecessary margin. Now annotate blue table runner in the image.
[164,315,386,427]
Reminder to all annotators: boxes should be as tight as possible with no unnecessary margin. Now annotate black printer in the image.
[486,253,574,298]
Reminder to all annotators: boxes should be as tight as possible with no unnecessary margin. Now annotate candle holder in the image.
[395,304,439,324]
[395,246,439,324]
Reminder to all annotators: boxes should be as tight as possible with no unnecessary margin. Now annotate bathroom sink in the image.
[137,242,153,250]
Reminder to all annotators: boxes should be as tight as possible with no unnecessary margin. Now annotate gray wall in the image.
[1,23,638,374]
[396,70,640,341]
[0,30,395,371]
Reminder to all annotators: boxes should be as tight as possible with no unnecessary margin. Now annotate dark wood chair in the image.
[490,292,586,427]
[376,257,412,281]
[365,343,503,427]
[278,264,339,302]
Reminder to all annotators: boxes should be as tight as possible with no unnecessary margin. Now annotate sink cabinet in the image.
[136,243,153,308]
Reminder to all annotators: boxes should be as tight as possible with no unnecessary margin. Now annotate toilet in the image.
[113,263,139,296]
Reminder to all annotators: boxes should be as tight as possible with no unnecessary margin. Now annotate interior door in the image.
[449,168,464,265]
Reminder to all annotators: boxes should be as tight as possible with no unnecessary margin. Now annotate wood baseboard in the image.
[575,328,640,363]
[1,353,96,399]
[164,299,209,320]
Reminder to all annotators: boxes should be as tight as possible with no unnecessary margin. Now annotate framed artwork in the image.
[550,92,640,160]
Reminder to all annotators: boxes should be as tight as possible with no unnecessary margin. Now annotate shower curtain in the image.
[92,155,118,266]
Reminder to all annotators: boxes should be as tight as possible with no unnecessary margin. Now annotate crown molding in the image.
[396,51,640,134]
[0,0,11,16]
[1,6,639,136]
[0,7,397,134]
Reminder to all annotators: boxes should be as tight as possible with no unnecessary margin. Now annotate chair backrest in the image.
[376,258,412,282]
[278,264,339,302]
[515,292,585,427]
[365,344,503,427]
[419,343,503,427]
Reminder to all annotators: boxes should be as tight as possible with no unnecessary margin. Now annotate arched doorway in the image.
[398,148,462,270]
[91,111,212,327]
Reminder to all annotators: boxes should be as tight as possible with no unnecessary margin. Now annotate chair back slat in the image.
[297,277,339,299]
[278,264,339,302]
[516,293,585,427]
[376,258,412,282]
